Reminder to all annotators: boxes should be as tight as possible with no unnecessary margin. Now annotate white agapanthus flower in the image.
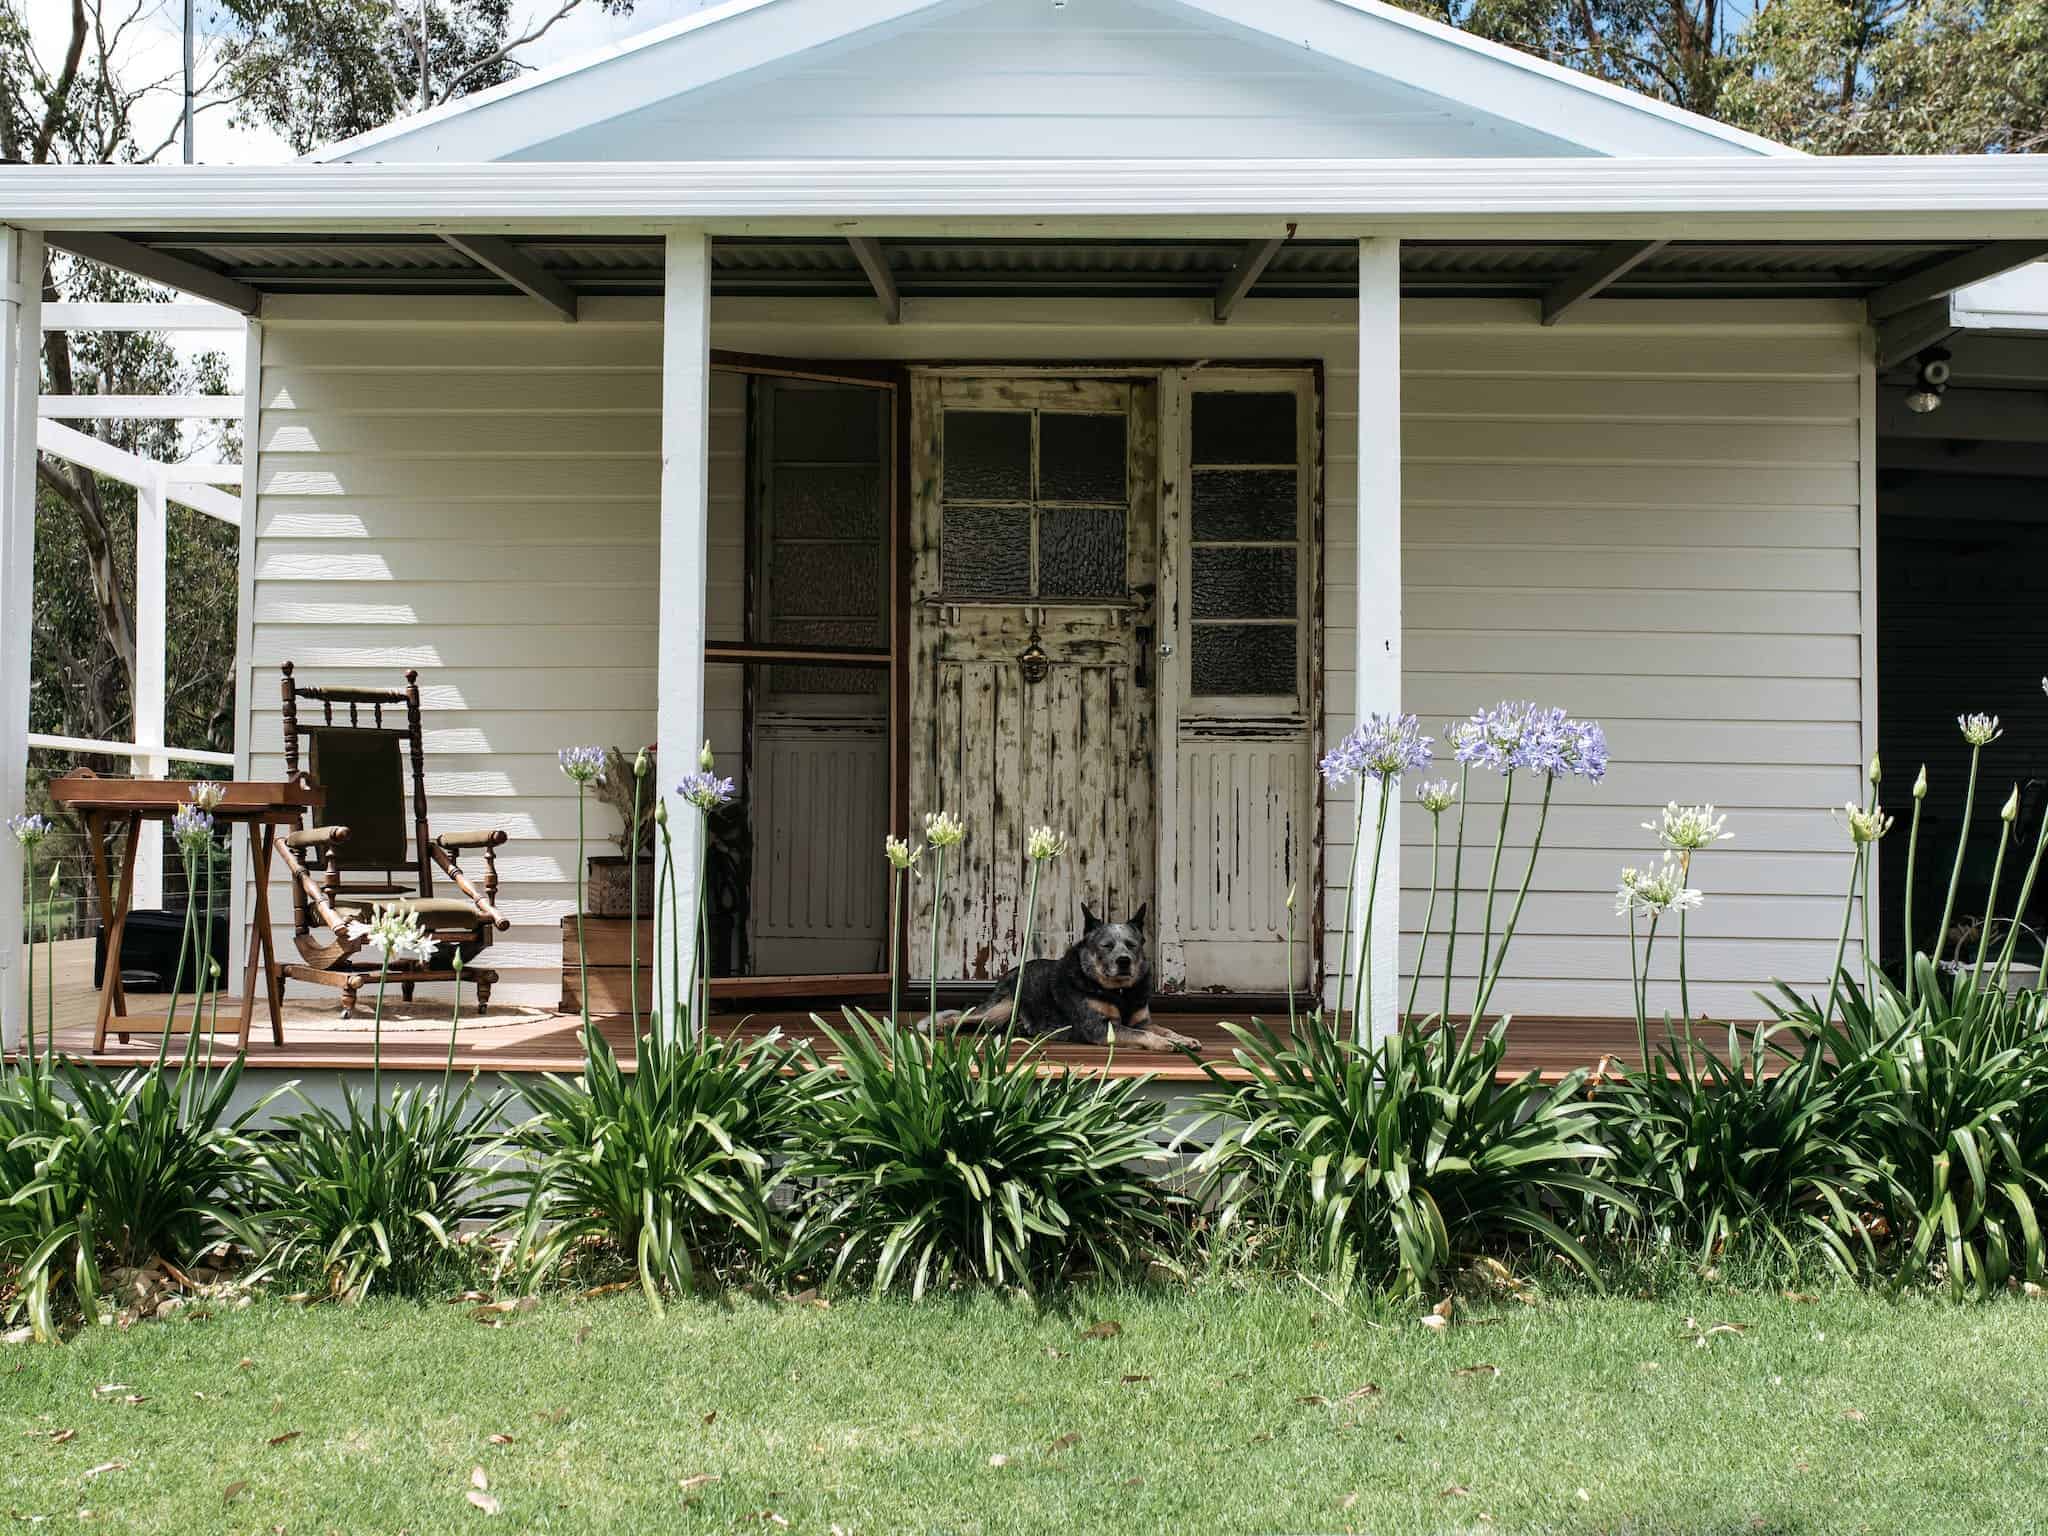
[1839,802,1894,846]
[1959,714,2003,747]
[923,809,966,849]
[1644,802,1731,853]
[1416,779,1459,814]
[1615,859,1703,918]
[346,901,439,966]
[189,780,227,811]
[1026,825,1068,862]
[883,835,922,872]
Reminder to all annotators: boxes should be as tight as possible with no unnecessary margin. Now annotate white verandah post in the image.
[654,230,712,1037]
[0,228,43,1054]
[1350,236,1403,1041]
[132,467,168,909]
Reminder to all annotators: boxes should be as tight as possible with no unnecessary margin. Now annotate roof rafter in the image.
[439,234,578,320]
[45,231,260,314]
[1540,239,1666,324]
[845,236,900,324]
[1868,240,2048,322]
[1214,230,1291,324]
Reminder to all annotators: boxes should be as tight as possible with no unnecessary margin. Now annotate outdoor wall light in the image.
[1905,347,1952,415]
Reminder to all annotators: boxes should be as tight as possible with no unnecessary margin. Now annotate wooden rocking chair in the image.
[276,662,510,1018]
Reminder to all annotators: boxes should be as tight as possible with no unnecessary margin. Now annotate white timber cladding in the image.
[240,293,1871,1016]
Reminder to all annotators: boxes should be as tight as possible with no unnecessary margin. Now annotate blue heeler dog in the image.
[936,905,1198,1052]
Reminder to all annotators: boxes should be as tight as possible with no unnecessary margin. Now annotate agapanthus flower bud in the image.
[2002,786,2020,823]
[1913,765,1928,801]
[633,747,651,779]
[1867,754,1881,787]
[699,740,716,772]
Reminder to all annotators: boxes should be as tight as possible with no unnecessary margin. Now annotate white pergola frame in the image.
[2,277,241,1047]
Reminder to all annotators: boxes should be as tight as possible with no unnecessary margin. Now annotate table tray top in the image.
[45,774,325,815]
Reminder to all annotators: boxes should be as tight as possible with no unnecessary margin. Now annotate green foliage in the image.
[1593,1016,1886,1271]
[788,1013,1177,1298]
[260,1073,511,1302]
[505,1024,802,1310]
[1186,1013,1625,1296]
[1798,965,2048,1298]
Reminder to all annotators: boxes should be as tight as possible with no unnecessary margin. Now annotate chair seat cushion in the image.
[334,896,487,929]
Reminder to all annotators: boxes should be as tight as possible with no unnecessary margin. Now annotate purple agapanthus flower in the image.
[1321,712,1433,787]
[677,771,737,812]
[1454,701,1608,781]
[8,812,51,849]
[170,803,215,856]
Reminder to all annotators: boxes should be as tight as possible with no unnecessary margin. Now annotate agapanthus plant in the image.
[1644,803,1732,1021]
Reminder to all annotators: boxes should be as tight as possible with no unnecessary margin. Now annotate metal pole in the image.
[182,0,194,163]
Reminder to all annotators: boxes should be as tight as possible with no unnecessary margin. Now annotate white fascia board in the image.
[1952,261,2048,334]
[310,0,951,164]
[1180,0,1795,159]
[2,157,2047,238]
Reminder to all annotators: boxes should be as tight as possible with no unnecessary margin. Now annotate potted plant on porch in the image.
[586,745,658,919]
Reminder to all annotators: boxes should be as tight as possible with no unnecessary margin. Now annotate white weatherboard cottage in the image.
[5,0,2048,1052]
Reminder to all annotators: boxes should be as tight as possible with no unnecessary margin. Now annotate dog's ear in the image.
[1127,903,1148,935]
[1082,903,1103,935]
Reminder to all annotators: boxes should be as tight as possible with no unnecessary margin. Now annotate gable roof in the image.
[314,0,1792,165]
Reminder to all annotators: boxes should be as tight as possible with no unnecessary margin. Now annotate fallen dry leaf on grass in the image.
[679,1473,720,1491]
[1046,1432,1082,1454]
[267,1431,301,1447]
[987,1454,1010,1468]
[1843,1409,1867,1422]
[1784,1291,1820,1304]
[90,1384,132,1398]
[574,1325,593,1345]
[1120,1374,1151,1384]
[49,1429,77,1445]
[1439,1484,1471,1498]
[1079,1320,1122,1341]
[236,1357,254,1370]
[487,1434,513,1446]
[1297,1394,1329,1406]
[223,1481,247,1504]
[1341,1493,1360,1511]
[758,1512,790,1528]
[1452,1364,1502,1378]
[466,1489,501,1516]
[470,1467,490,1491]
[1344,1383,1383,1401]
[84,1461,128,1479]
[703,1410,717,1426]
[2,1326,32,1346]
[534,1407,570,1426]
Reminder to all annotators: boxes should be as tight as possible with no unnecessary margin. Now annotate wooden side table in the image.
[46,773,326,1052]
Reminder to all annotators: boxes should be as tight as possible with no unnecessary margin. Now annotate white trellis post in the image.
[653,230,713,1038]
[1350,235,1403,1041]
[132,468,168,908]
[1,228,43,1054]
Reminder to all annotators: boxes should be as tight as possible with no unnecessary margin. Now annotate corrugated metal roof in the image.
[120,233,1970,303]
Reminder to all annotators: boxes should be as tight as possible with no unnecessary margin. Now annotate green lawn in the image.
[5,1280,2046,1535]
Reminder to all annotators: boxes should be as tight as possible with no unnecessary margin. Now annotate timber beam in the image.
[1541,239,1667,325]
[45,232,260,315]
[439,234,578,321]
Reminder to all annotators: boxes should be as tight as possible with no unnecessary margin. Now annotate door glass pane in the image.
[943,504,1031,597]
[774,387,879,460]
[774,466,883,539]
[944,411,1031,500]
[1039,508,1126,598]
[1192,468,1296,541]
[1192,547,1296,620]
[1039,413,1126,502]
[1191,626,1296,695]
[1192,393,1296,465]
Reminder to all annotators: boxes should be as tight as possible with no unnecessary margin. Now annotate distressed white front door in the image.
[910,375,1158,983]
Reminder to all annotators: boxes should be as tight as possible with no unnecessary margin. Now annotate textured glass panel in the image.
[1192,626,1297,696]
[1192,392,1297,466]
[771,544,882,621]
[1039,508,1126,598]
[1191,469,1298,541]
[1192,547,1297,619]
[942,504,1031,597]
[772,383,879,462]
[770,616,886,652]
[1039,413,1127,502]
[773,466,882,540]
[944,411,1031,500]
[770,664,886,697]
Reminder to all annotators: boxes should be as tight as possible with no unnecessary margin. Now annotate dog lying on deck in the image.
[932,905,1199,1053]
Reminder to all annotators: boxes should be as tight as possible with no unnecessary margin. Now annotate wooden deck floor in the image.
[8,942,1650,1080]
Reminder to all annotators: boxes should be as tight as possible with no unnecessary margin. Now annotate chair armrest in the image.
[434,829,508,852]
[276,838,352,933]
[286,824,350,851]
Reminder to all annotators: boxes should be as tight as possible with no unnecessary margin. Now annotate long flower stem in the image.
[20,850,34,1078]
[928,848,946,1029]
[1677,848,1693,1023]
[1640,914,1661,1025]
[1473,772,1553,1026]
[1405,810,1442,1026]
[1823,847,1863,1026]
[1475,771,1517,1019]
[1972,812,2011,988]
[1936,744,1981,970]
[1992,798,2048,988]
[1903,785,1925,1003]
[189,836,215,1038]
[628,772,643,1032]
[695,823,712,1040]
[1014,860,1041,1030]
[573,786,589,1029]
[659,818,680,1049]
[1356,783,1393,1045]
[371,954,389,1108]
[1628,905,1646,1050]
[1284,890,1297,1034]
[1333,788,1367,1032]
[1441,762,1470,1026]
[888,866,904,1026]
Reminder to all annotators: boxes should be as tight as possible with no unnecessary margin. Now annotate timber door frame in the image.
[709,351,909,1000]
